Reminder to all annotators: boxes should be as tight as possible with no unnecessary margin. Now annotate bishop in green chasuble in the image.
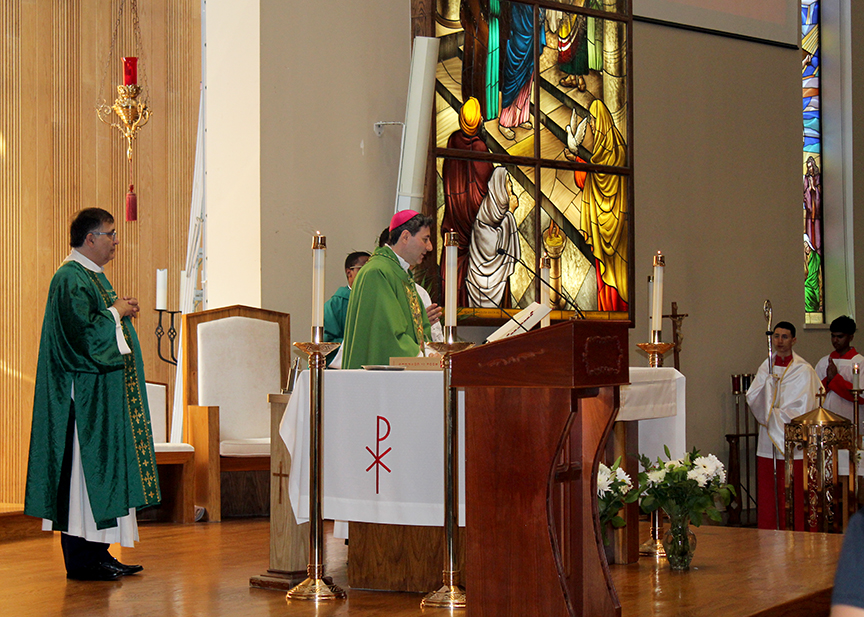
[25,217,159,538]
[342,212,433,369]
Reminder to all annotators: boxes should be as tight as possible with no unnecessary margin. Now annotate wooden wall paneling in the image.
[0,0,200,505]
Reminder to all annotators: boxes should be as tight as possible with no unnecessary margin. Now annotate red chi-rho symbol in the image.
[365,415,392,494]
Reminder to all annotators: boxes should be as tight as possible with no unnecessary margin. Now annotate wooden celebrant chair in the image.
[145,382,195,523]
[182,305,290,522]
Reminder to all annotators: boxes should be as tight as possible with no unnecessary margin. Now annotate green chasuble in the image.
[342,245,432,369]
[24,258,160,531]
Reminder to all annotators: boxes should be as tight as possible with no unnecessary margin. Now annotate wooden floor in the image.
[0,517,846,617]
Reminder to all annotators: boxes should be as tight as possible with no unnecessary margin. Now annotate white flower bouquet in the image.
[597,456,638,544]
[637,446,735,526]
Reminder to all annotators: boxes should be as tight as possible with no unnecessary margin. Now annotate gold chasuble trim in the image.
[81,267,161,505]
[376,248,428,355]
[403,281,427,356]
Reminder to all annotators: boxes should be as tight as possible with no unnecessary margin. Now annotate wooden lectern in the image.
[450,319,629,617]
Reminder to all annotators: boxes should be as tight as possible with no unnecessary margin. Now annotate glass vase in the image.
[662,508,697,570]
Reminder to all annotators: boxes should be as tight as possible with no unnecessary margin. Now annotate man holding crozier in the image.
[746,320,820,530]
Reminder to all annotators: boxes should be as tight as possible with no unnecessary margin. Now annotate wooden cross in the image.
[664,302,689,371]
[272,460,290,504]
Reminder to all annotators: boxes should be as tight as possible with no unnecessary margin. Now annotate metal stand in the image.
[154,309,180,365]
[638,511,665,557]
[851,387,862,511]
[286,326,345,602]
[637,330,673,557]
[422,326,473,609]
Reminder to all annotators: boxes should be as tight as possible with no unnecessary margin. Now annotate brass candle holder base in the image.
[286,570,346,601]
[639,510,666,558]
[636,342,675,367]
[422,578,467,609]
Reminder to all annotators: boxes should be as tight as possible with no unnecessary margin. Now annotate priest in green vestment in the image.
[342,211,434,369]
[24,208,160,581]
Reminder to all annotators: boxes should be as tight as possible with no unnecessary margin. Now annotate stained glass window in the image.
[802,0,823,323]
[431,0,633,322]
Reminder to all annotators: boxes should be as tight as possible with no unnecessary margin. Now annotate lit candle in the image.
[155,269,168,311]
[122,57,138,86]
[540,253,551,328]
[651,252,664,339]
[444,232,458,328]
[312,233,326,337]
[854,364,860,391]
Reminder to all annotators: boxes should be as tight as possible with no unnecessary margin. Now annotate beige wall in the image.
[0,0,200,503]
[203,0,262,308]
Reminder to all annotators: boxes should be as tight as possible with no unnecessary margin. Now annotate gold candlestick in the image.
[422,326,473,609]
[637,332,675,367]
[286,331,345,602]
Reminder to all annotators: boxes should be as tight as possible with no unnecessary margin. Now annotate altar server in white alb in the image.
[815,316,864,422]
[746,321,820,531]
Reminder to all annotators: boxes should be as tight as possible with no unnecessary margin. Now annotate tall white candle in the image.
[312,234,326,333]
[854,364,860,391]
[444,232,458,328]
[156,269,168,310]
[179,269,186,311]
[647,275,654,339]
[540,253,551,328]
[651,252,664,337]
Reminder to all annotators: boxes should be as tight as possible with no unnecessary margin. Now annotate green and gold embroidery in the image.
[76,263,161,506]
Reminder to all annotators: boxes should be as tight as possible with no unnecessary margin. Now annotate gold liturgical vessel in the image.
[784,390,856,532]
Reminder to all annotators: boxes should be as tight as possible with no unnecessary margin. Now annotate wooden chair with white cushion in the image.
[145,382,195,523]
[182,305,290,522]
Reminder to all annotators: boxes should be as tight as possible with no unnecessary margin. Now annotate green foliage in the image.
[636,447,736,527]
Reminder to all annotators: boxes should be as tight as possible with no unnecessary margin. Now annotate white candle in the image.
[647,275,654,340]
[651,252,664,338]
[444,232,458,328]
[540,254,551,328]
[156,269,168,310]
[854,364,860,391]
[312,234,326,333]
[179,269,186,311]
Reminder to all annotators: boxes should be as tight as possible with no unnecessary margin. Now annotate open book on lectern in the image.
[485,302,552,344]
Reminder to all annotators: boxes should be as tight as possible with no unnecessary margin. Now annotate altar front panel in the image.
[279,370,466,527]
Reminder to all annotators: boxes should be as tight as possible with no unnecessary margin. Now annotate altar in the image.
[279,366,685,528]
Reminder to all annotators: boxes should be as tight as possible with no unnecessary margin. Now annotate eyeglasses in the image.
[92,231,118,240]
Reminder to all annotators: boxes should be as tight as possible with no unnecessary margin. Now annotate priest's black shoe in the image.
[101,555,144,576]
[66,563,122,581]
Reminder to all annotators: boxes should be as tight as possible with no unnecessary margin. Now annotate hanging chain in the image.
[95,0,150,110]
[95,0,127,112]
[131,0,149,105]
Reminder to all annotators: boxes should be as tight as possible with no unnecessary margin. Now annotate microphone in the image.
[496,248,586,319]
[463,279,529,334]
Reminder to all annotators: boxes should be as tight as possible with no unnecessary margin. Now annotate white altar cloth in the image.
[623,367,687,461]
[279,370,466,527]
[280,367,686,527]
